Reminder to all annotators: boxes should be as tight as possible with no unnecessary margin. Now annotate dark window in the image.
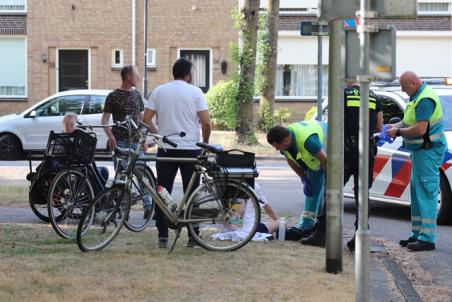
[379,96,404,124]
[35,95,85,117]
[87,95,106,114]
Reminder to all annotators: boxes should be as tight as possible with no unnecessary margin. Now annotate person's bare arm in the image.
[101,112,117,149]
[387,120,428,138]
[286,158,305,177]
[142,108,158,134]
[314,149,328,170]
[263,203,279,221]
[376,111,383,132]
[198,110,212,143]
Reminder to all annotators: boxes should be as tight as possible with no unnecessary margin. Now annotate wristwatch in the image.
[396,128,401,137]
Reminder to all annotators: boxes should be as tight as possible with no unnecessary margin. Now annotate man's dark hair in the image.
[267,125,290,145]
[172,58,193,79]
[121,65,135,81]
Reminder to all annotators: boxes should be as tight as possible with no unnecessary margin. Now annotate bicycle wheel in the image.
[47,169,95,239]
[77,187,131,252]
[186,180,260,252]
[124,164,155,232]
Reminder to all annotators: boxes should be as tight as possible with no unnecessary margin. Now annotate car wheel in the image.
[0,134,23,160]
[437,172,452,225]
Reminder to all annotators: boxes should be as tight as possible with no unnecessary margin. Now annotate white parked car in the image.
[0,89,111,160]
[315,83,452,225]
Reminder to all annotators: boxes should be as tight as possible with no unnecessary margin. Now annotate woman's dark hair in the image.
[121,65,136,81]
[267,125,290,145]
[172,58,193,79]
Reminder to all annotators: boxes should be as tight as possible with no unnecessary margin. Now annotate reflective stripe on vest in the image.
[345,95,377,110]
[284,120,325,171]
[402,85,444,146]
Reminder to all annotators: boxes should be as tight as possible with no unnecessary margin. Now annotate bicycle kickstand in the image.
[168,228,182,255]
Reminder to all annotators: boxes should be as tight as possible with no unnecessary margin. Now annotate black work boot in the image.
[301,228,326,248]
[399,237,417,247]
[407,240,435,252]
[347,236,355,251]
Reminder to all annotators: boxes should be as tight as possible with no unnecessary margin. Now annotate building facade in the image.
[0,0,237,115]
[1,0,452,120]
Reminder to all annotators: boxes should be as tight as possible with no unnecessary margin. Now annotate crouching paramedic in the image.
[267,120,328,238]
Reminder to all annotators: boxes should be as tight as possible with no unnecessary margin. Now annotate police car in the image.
[317,80,452,225]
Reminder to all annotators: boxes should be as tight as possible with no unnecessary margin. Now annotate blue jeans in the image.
[115,140,152,208]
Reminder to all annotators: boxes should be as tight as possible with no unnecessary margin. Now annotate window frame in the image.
[417,1,452,16]
[0,0,27,14]
[0,36,27,99]
[275,64,329,99]
[111,49,124,68]
[146,48,157,68]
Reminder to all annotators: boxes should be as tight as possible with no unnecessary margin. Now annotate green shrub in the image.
[206,80,238,130]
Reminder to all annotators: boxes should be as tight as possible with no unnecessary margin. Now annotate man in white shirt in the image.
[143,58,212,248]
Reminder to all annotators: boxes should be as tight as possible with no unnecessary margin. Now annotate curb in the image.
[382,256,423,302]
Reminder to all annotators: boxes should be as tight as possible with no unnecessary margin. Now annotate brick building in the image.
[1,0,452,120]
[0,0,237,115]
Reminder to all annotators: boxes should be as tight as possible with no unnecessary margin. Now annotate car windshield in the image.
[440,95,452,131]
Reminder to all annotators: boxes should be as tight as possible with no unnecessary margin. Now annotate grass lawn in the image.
[0,223,354,302]
[0,186,28,207]
[202,131,281,158]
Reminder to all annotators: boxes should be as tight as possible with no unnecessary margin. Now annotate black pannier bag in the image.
[210,149,258,199]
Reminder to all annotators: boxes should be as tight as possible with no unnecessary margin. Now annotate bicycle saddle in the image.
[196,143,224,154]
[112,146,135,157]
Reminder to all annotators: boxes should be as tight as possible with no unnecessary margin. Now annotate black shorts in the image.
[256,223,269,234]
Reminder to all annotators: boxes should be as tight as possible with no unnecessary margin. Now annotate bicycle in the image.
[77,121,261,253]
[45,118,156,239]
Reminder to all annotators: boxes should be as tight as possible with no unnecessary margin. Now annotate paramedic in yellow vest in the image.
[267,120,328,238]
[387,71,447,252]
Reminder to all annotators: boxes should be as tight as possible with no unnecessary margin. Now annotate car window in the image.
[35,95,85,117]
[87,95,106,114]
[378,96,404,124]
[440,95,452,131]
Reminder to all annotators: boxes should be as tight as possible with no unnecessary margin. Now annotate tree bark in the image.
[236,0,260,145]
[259,0,279,130]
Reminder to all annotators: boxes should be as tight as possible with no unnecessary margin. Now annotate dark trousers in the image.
[343,136,376,230]
[155,148,201,238]
[316,137,376,233]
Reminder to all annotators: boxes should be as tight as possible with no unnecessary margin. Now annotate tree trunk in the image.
[259,0,279,131]
[236,0,260,145]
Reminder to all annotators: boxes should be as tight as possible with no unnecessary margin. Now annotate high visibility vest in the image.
[284,120,326,171]
[345,87,377,110]
[402,85,444,149]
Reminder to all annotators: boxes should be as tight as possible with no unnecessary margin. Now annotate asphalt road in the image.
[1,159,452,293]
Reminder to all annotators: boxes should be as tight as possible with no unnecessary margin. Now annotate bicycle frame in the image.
[112,129,220,227]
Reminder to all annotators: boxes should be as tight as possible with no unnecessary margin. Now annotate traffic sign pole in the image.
[316,26,323,121]
[325,18,344,274]
[356,0,371,300]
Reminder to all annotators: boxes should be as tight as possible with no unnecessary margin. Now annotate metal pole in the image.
[143,0,148,97]
[356,0,371,300]
[325,18,344,274]
[316,29,323,121]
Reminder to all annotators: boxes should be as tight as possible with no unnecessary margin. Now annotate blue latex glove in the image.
[301,175,312,197]
[380,124,395,144]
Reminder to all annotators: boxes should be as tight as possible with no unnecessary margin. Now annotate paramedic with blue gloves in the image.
[387,71,447,252]
[267,120,328,240]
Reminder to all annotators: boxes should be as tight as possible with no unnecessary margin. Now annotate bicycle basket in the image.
[216,149,256,168]
[45,130,97,165]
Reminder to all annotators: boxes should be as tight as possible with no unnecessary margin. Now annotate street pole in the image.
[316,28,323,121]
[356,0,371,300]
[143,0,148,98]
[325,18,344,274]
